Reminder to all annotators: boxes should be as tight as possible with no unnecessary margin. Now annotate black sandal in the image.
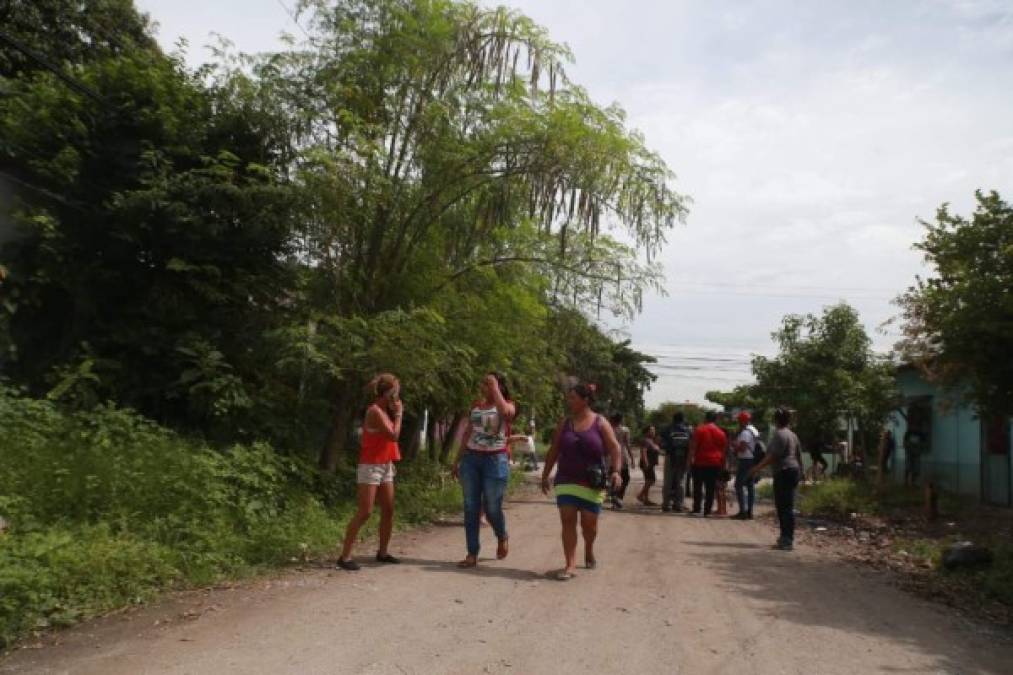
[376,552,401,564]
[336,559,360,571]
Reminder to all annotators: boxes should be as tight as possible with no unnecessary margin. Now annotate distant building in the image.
[888,366,1012,506]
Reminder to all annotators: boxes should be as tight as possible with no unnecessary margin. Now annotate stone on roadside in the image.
[941,541,993,571]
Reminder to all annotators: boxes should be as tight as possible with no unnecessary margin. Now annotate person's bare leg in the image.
[376,482,395,556]
[559,506,579,574]
[580,510,599,567]
[643,479,655,504]
[339,484,378,561]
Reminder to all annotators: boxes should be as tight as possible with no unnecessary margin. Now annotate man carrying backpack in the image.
[733,411,761,520]
[661,412,692,512]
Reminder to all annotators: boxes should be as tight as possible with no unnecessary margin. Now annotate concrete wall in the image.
[889,369,982,500]
[890,369,1012,505]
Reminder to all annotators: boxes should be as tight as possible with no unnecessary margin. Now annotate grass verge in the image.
[798,477,1013,619]
[0,386,466,650]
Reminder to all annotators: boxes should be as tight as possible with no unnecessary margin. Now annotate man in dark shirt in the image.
[903,428,927,486]
[660,412,692,512]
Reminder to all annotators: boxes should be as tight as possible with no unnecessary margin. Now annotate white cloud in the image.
[138,0,1013,404]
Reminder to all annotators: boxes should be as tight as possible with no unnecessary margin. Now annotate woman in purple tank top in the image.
[540,383,622,580]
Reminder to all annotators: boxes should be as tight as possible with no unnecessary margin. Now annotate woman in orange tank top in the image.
[337,373,403,571]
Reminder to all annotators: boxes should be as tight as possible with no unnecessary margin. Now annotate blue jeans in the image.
[735,457,755,515]
[459,451,509,556]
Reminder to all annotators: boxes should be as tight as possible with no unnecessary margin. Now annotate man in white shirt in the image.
[508,421,540,471]
[733,411,759,520]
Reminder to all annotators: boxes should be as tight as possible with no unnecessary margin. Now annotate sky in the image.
[136,0,1013,405]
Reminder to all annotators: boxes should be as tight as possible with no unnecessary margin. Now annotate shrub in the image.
[981,544,1013,605]
[799,479,878,518]
[0,385,463,648]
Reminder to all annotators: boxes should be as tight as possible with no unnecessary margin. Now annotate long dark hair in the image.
[773,407,793,428]
[366,373,398,400]
[489,371,512,401]
[570,383,597,404]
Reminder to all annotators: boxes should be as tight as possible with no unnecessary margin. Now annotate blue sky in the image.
[136,0,1013,404]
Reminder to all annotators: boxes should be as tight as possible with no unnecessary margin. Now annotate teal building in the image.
[888,366,1012,506]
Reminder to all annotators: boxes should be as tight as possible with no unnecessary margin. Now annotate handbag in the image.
[586,460,608,490]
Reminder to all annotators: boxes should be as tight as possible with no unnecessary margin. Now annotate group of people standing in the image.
[613,408,805,551]
[337,372,621,578]
[336,372,805,578]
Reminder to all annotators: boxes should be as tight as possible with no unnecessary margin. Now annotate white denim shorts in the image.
[357,462,396,486]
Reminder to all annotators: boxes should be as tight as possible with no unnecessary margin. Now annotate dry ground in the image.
[4,475,1012,675]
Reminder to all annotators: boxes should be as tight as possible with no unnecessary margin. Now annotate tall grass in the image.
[0,386,461,648]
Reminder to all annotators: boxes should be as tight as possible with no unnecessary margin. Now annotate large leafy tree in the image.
[1,0,682,466]
[897,191,1013,418]
[0,11,300,429]
[751,303,896,451]
[274,0,685,312]
[0,0,155,79]
[253,0,686,467]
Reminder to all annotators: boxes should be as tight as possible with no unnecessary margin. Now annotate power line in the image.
[667,287,894,301]
[0,170,89,213]
[670,279,897,294]
[0,30,107,105]
[275,0,309,40]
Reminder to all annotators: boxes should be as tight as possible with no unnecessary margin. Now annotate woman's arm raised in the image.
[485,374,516,421]
[367,401,402,441]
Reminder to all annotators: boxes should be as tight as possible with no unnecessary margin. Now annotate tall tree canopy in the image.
[897,190,1013,418]
[750,303,895,450]
[0,0,682,466]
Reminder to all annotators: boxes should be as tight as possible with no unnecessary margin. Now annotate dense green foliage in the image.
[0,385,462,647]
[0,0,680,647]
[751,304,896,450]
[897,190,1013,418]
[0,0,681,465]
[706,304,895,452]
[644,401,707,428]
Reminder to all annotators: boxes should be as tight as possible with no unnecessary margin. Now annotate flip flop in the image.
[556,570,576,581]
[585,558,597,570]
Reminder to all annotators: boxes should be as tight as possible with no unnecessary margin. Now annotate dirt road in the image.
[4,476,1012,675]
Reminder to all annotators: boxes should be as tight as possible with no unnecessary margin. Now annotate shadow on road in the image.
[396,557,546,582]
[681,540,769,549]
[688,539,1012,673]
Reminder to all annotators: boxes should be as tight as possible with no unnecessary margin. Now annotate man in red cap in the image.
[733,411,760,519]
[687,410,727,516]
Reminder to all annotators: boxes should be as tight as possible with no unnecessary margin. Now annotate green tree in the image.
[751,303,895,452]
[0,27,300,432]
[0,0,156,79]
[257,0,685,468]
[897,190,1013,418]
[1,0,683,468]
[645,401,706,429]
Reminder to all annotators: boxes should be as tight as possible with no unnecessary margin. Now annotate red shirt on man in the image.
[692,422,727,468]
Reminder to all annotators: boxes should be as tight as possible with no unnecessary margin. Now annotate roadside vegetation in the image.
[797,479,1013,620]
[0,0,676,649]
[0,385,468,648]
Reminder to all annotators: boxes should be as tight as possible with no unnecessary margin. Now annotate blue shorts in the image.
[556,494,602,514]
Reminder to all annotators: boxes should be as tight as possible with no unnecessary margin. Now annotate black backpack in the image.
[753,438,766,464]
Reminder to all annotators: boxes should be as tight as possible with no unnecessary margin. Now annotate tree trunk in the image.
[439,413,463,464]
[320,388,356,472]
[426,411,439,461]
[400,412,423,461]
